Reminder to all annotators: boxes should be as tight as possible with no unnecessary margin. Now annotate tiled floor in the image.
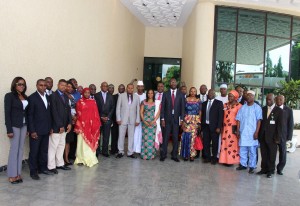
[1,148,300,206]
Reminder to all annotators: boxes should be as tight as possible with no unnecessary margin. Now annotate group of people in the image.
[4,76,294,184]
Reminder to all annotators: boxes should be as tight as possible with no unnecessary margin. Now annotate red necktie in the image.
[172,90,175,109]
[158,93,162,100]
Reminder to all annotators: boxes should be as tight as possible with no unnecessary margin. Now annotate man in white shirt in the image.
[45,77,53,96]
[133,80,146,154]
[215,83,228,104]
[197,84,207,102]
[155,82,164,101]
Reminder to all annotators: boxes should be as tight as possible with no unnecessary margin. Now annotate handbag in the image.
[194,135,203,150]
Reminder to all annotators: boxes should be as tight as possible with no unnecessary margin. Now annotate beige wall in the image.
[144,27,183,58]
[182,1,215,89]
[0,0,145,166]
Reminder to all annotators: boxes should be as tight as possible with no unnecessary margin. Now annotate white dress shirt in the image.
[38,91,48,109]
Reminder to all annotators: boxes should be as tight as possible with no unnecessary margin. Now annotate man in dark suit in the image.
[110,84,125,155]
[160,78,185,162]
[28,79,53,180]
[276,95,294,175]
[48,79,72,174]
[258,93,283,178]
[201,89,224,165]
[95,81,115,157]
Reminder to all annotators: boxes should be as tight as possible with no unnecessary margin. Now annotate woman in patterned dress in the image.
[140,89,160,160]
[179,87,202,162]
[219,90,242,166]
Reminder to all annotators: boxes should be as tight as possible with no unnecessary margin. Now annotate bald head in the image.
[266,93,275,106]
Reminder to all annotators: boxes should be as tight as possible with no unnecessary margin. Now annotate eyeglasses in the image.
[16,83,25,87]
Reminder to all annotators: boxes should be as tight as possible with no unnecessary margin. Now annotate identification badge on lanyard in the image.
[270,120,275,125]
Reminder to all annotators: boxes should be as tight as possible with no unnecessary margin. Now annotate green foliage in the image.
[162,66,181,90]
[291,38,300,80]
[266,52,285,78]
[215,61,234,83]
[274,79,300,109]
[294,123,300,130]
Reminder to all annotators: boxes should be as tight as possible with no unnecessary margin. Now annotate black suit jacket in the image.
[282,105,294,141]
[50,90,72,133]
[28,91,52,135]
[112,94,119,122]
[4,92,28,133]
[160,89,185,124]
[95,91,115,120]
[259,106,283,144]
[201,99,224,131]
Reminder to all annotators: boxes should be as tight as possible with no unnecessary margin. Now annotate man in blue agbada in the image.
[235,90,262,174]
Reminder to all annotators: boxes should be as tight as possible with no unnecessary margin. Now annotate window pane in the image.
[265,37,290,88]
[215,31,235,84]
[235,34,264,87]
[293,18,300,39]
[238,10,265,34]
[217,7,237,31]
[267,14,291,38]
[291,39,300,81]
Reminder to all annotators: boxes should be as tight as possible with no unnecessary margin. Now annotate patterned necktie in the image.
[171,90,175,109]
[206,100,212,122]
[60,94,65,104]
[202,95,204,102]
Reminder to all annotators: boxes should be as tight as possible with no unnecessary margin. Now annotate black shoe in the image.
[116,153,124,158]
[211,159,217,165]
[184,158,188,162]
[248,168,255,174]
[223,164,233,167]
[277,170,283,175]
[41,170,54,175]
[49,169,58,174]
[267,173,272,178]
[16,179,23,183]
[65,162,73,166]
[77,163,84,166]
[160,157,165,162]
[127,154,137,159]
[256,170,267,175]
[203,159,211,163]
[236,165,247,171]
[56,166,71,170]
[171,157,180,162]
[30,174,40,180]
[102,153,110,157]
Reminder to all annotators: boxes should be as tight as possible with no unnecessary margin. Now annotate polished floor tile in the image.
[1,148,300,206]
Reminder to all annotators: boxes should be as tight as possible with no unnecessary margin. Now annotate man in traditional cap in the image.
[133,80,146,154]
[215,84,228,104]
[236,90,262,174]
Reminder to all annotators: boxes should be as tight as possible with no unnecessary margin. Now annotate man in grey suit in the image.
[116,83,140,158]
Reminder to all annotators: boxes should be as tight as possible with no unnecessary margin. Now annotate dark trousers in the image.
[202,124,219,161]
[110,121,119,154]
[161,117,179,159]
[259,135,277,173]
[68,134,77,160]
[101,120,111,155]
[277,140,287,172]
[29,134,49,175]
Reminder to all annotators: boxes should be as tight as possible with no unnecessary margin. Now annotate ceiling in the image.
[120,0,197,27]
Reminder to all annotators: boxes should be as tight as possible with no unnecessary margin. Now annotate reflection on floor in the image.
[0,148,300,206]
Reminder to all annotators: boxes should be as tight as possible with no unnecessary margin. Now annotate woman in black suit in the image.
[4,77,28,184]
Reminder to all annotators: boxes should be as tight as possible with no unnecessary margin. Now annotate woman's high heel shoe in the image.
[16,175,23,183]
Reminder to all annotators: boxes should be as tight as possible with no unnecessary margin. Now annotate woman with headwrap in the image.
[219,90,242,166]
[74,88,101,167]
